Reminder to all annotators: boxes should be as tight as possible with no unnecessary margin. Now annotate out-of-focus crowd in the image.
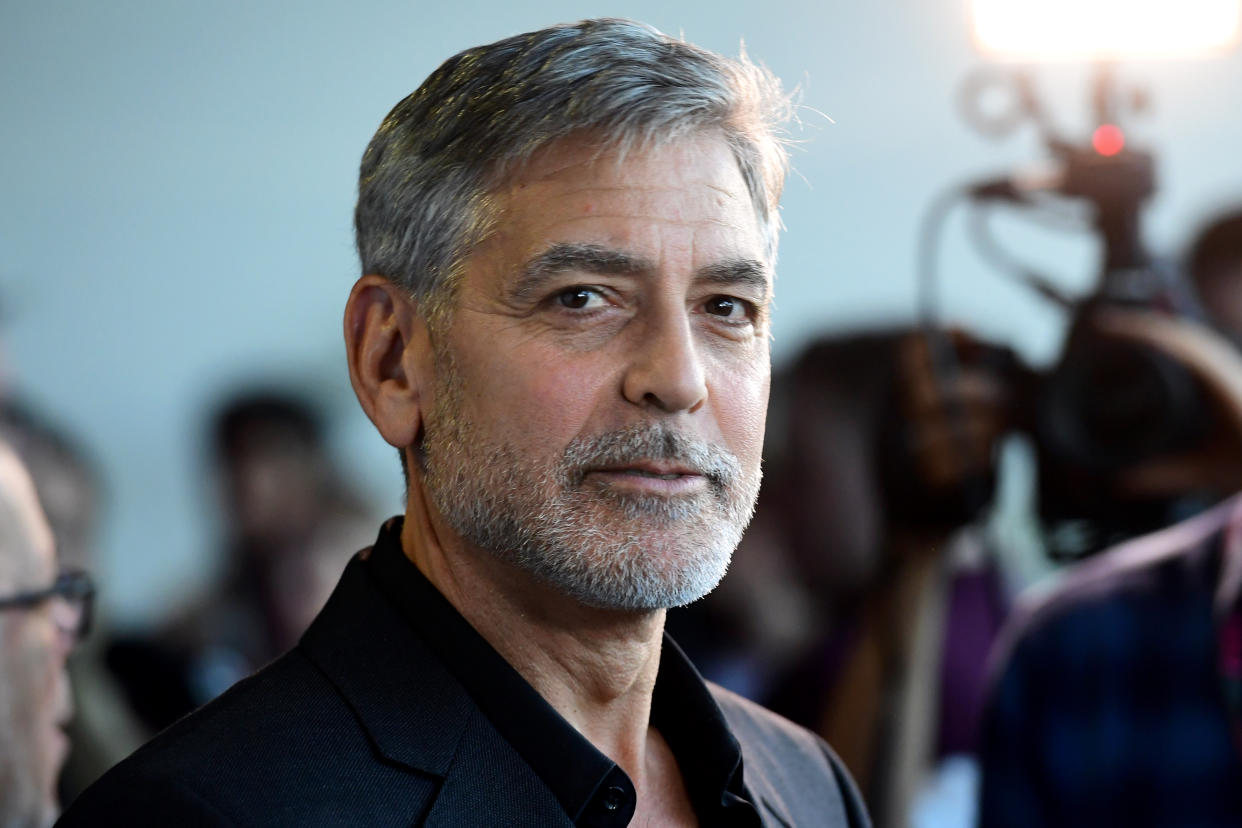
[3,205,1242,827]
[0,389,377,827]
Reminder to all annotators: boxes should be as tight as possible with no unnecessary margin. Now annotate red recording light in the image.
[1092,124,1126,157]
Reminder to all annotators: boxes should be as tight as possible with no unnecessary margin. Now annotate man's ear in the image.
[343,275,434,452]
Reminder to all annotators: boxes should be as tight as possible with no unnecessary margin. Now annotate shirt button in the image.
[601,785,627,812]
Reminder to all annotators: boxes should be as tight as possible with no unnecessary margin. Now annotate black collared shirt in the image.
[364,518,762,827]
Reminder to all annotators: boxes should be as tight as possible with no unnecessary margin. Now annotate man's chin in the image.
[530,541,734,613]
[591,489,722,524]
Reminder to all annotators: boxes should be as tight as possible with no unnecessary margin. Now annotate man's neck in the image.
[398,494,666,784]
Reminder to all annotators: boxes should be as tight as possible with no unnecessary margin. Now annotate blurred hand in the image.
[894,328,1015,496]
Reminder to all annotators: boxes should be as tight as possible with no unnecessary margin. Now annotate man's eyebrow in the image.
[509,244,771,302]
[696,259,771,298]
[511,243,652,301]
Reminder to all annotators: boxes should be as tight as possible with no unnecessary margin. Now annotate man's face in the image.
[224,440,325,549]
[0,449,70,827]
[420,132,772,611]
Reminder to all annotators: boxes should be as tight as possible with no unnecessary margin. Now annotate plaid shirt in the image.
[979,496,1242,828]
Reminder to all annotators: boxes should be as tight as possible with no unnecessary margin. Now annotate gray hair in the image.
[354,18,792,320]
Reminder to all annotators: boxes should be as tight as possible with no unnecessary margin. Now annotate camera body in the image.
[916,133,1218,558]
[1030,304,1212,557]
[1029,141,1217,556]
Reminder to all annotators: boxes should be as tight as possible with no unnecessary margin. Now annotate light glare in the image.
[972,0,1242,59]
[1092,124,1126,155]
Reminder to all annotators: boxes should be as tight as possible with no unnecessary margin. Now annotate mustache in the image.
[560,423,740,490]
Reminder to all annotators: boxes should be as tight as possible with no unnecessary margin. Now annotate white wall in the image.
[3,1,1241,626]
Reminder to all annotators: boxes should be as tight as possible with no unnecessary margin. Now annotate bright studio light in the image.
[971,0,1242,60]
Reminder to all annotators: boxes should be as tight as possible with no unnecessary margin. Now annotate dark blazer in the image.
[59,552,869,827]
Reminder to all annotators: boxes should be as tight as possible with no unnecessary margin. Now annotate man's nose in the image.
[621,309,707,414]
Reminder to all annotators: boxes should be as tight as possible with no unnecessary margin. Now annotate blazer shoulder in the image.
[58,764,239,827]
[987,500,1227,689]
[59,648,439,826]
[709,683,871,828]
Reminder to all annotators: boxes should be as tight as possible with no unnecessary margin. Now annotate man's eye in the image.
[704,296,751,320]
[556,287,605,310]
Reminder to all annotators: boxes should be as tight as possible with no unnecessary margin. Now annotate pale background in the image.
[3,1,1241,626]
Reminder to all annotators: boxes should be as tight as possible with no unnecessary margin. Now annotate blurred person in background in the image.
[1189,206,1242,343]
[198,393,375,664]
[979,211,1242,827]
[0,403,99,589]
[0,403,145,804]
[107,391,375,732]
[0,440,91,827]
[979,308,1242,827]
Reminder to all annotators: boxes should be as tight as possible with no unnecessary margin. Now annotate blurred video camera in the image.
[917,65,1221,560]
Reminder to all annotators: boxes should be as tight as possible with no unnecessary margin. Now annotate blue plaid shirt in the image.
[979,497,1242,828]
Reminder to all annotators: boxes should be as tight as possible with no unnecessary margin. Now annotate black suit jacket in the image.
[59,550,869,827]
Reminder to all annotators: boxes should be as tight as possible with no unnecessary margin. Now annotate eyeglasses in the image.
[0,569,95,641]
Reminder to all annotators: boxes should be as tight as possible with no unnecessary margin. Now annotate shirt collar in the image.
[364,517,756,826]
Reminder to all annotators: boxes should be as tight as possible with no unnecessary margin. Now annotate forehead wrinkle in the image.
[705,180,745,199]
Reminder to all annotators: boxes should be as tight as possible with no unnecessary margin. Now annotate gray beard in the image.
[421,385,760,611]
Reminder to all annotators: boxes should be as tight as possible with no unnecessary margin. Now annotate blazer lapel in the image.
[301,555,473,775]
[301,555,569,825]
[738,753,797,828]
[424,708,573,827]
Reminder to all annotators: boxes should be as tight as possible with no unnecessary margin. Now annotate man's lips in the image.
[583,461,708,493]
[588,461,701,479]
